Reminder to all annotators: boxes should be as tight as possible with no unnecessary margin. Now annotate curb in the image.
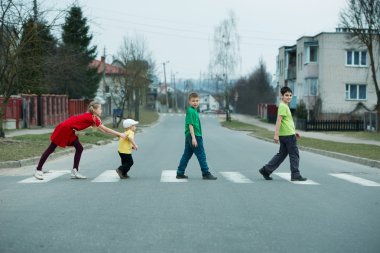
[249,133,380,169]
[0,141,112,169]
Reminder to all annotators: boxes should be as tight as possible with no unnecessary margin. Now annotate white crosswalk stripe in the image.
[92,170,120,182]
[13,170,380,187]
[18,170,70,183]
[160,170,187,182]
[220,172,253,183]
[329,173,380,187]
[273,172,320,185]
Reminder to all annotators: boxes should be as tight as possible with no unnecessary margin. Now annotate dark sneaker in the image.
[259,168,272,180]
[176,174,188,179]
[116,169,124,179]
[122,174,130,179]
[202,173,217,180]
[291,176,307,181]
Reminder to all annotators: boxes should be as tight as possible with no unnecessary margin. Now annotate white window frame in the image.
[345,84,367,100]
[305,46,318,64]
[304,78,319,96]
[346,50,367,67]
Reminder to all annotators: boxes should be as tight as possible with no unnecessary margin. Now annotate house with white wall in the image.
[90,57,124,117]
[199,93,220,112]
[277,29,378,120]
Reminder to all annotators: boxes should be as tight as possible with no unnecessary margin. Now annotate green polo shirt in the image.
[278,102,295,136]
[185,106,202,137]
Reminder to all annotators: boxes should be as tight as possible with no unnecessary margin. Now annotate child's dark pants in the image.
[118,152,134,175]
[263,135,301,177]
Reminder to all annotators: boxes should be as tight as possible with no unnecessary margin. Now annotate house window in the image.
[346,50,367,66]
[345,84,367,100]
[304,78,318,96]
[305,46,318,63]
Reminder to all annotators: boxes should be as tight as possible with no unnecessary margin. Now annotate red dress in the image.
[50,112,102,148]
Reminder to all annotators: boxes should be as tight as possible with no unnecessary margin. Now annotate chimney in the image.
[101,56,105,63]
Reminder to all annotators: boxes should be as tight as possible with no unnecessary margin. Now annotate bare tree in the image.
[210,11,240,121]
[340,0,380,131]
[112,36,154,125]
[0,0,33,137]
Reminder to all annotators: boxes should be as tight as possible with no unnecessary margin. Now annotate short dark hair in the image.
[280,86,292,95]
[188,92,199,100]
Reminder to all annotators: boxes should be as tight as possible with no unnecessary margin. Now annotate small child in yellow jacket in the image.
[116,119,139,179]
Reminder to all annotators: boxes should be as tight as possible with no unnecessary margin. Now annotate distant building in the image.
[277,29,378,119]
[199,93,220,112]
[89,57,124,116]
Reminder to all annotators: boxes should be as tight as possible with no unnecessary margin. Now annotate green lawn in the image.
[0,107,159,162]
[221,120,380,161]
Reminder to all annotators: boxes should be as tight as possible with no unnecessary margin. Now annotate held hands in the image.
[119,133,127,139]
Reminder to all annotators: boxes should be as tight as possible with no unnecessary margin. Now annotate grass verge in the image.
[221,120,380,161]
[0,108,158,162]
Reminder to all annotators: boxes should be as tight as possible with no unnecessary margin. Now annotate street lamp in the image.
[162,61,169,112]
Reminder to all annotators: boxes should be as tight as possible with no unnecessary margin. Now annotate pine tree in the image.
[58,5,100,99]
[18,18,57,95]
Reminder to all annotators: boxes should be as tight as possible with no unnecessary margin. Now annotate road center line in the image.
[329,173,380,187]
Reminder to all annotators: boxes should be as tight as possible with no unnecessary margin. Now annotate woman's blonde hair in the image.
[88,101,101,114]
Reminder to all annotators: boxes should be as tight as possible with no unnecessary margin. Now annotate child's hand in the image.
[274,134,279,143]
[192,138,198,147]
[295,133,301,139]
[133,145,138,150]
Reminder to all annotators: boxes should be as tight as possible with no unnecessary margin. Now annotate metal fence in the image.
[305,120,364,131]
[363,112,378,132]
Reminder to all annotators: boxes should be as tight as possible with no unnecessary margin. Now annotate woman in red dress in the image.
[34,101,126,180]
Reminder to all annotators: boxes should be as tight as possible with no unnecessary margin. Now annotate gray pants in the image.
[263,135,300,177]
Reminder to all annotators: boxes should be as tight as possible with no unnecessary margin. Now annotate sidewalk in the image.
[232,114,380,147]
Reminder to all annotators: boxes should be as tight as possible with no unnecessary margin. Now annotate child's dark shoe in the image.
[176,174,188,179]
[202,173,217,180]
[259,167,272,180]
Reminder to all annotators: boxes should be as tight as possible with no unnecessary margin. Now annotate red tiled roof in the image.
[89,59,124,75]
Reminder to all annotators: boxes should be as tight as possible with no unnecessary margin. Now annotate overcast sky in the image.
[42,0,348,81]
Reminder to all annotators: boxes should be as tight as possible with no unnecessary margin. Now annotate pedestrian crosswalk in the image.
[15,170,380,187]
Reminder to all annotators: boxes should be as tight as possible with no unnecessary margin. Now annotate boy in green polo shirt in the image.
[176,92,217,180]
[259,87,307,181]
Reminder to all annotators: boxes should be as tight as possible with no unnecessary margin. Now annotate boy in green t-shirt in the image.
[259,87,307,181]
[176,92,217,180]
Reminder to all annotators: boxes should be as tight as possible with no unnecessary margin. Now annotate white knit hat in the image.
[122,119,139,128]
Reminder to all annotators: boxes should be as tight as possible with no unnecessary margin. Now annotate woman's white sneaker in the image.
[71,169,87,179]
[34,170,44,180]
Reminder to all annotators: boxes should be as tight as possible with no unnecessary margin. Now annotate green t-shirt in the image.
[185,106,202,136]
[278,102,295,136]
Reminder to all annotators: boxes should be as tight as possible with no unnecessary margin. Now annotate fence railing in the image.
[296,119,364,131]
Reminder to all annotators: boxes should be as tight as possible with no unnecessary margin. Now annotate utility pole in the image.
[162,61,169,112]
[173,72,178,112]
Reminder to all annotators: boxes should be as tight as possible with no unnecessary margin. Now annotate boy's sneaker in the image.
[176,174,188,179]
[259,168,272,180]
[34,170,44,180]
[71,169,87,179]
[202,173,217,180]
[291,175,307,181]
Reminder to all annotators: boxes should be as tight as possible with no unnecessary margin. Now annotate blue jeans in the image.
[177,135,209,175]
[263,135,300,177]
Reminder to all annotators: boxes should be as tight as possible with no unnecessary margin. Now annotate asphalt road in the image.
[0,113,379,253]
